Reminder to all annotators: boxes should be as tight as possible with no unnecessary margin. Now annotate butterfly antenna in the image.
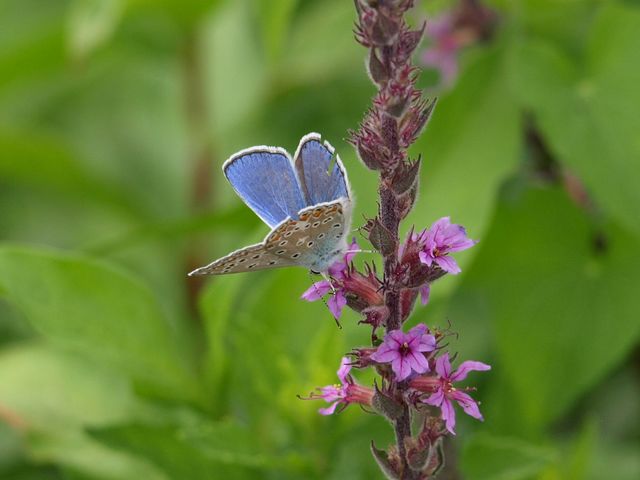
[346,249,373,254]
[320,271,337,294]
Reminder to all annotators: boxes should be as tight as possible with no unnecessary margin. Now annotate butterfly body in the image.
[189,133,352,276]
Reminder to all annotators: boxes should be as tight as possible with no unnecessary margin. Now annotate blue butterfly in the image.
[189,133,353,276]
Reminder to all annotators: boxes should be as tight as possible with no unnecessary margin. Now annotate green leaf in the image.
[563,420,597,480]
[199,273,246,411]
[588,442,640,480]
[0,1,66,95]
[91,418,302,480]
[281,0,361,84]
[0,464,66,480]
[507,4,640,235]
[204,0,268,139]
[137,0,222,31]
[0,129,135,216]
[455,186,640,433]
[0,343,166,480]
[0,246,201,403]
[460,433,557,480]
[67,0,124,61]
[257,0,299,62]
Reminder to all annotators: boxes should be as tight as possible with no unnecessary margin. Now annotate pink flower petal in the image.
[418,250,433,266]
[434,255,461,274]
[423,388,444,407]
[393,356,412,382]
[426,14,454,39]
[419,284,431,305]
[318,401,339,415]
[407,351,430,374]
[435,353,452,378]
[430,217,450,233]
[327,291,347,319]
[337,357,352,384]
[371,343,401,363]
[344,238,360,264]
[319,385,343,403]
[450,360,491,382]
[441,397,457,434]
[388,329,407,346]
[301,281,332,301]
[407,323,427,338]
[418,334,436,353]
[451,390,483,421]
[328,261,347,277]
[406,325,427,350]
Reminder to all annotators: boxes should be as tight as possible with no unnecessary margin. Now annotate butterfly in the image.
[189,133,353,276]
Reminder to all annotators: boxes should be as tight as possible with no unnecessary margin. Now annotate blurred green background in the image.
[0,0,638,478]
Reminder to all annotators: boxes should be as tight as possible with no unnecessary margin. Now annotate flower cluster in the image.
[305,325,490,435]
[298,1,493,478]
[303,218,475,318]
[421,0,499,89]
[417,216,477,275]
[411,353,490,434]
[302,357,374,415]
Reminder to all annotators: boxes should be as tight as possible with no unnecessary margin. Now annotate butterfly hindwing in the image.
[188,243,296,276]
[265,199,349,271]
[189,199,350,276]
[224,148,307,228]
[294,133,350,206]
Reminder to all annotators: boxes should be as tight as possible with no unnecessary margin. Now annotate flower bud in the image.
[390,157,421,195]
[371,442,401,480]
[367,49,389,86]
[405,436,435,472]
[423,439,445,477]
[360,305,390,330]
[367,217,397,256]
[371,11,400,45]
[396,184,417,220]
[372,385,404,421]
[343,270,384,309]
[395,23,425,63]
[399,288,418,321]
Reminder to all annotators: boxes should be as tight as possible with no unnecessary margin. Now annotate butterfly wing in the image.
[188,243,297,276]
[265,199,351,272]
[189,199,351,276]
[294,133,350,206]
[224,147,307,228]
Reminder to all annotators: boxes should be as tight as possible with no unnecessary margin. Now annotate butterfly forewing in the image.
[294,133,350,205]
[188,243,296,276]
[223,148,306,228]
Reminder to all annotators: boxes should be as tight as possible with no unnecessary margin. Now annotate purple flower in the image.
[371,324,436,381]
[301,279,347,319]
[422,14,460,88]
[422,353,491,434]
[418,284,431,305]
[303,357,373,415]
[302,239,383,319]
[418,217,476,275]
[301,239,358,318]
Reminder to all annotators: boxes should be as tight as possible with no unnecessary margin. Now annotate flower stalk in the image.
[300,2,491,478]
